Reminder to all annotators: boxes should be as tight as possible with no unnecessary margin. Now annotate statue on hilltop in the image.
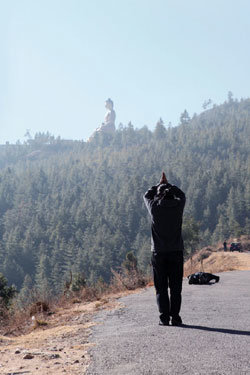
[102,98,116,132]
[88,99,116,141]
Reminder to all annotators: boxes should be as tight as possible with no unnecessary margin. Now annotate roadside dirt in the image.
[0,296,124,375]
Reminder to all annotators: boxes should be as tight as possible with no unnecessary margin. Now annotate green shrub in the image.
[0,273,17,308]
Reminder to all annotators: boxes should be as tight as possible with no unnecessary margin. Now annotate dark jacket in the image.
[143,184,186,253]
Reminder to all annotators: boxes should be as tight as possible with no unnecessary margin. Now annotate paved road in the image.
[86,271,250,375]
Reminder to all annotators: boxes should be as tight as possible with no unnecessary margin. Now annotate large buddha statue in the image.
[103,98,116,131]
[88,99,116,141]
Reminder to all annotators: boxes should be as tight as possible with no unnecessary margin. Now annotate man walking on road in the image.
[143,172,186,326]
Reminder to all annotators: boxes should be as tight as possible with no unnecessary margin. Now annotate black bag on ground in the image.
[188,272,220,285]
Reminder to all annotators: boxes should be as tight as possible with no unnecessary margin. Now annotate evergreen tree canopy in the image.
[0,96,249,293]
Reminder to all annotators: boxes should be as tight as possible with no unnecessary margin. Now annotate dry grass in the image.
[184,235,250,276]
[110,268,150,292]
[0,267,149,338]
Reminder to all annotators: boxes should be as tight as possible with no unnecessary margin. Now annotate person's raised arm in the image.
[170,185,186,206]
[144,172,169,212]
[144,171,168,200]
[144,184,158,201]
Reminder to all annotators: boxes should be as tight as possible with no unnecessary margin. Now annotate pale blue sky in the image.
[1,0,250,144]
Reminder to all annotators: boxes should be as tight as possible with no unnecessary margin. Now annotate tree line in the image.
[0,96,249,300]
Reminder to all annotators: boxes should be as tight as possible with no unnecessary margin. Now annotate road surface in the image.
[86,271,250,375]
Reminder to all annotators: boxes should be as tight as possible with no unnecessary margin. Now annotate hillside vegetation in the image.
[0,96,249,297]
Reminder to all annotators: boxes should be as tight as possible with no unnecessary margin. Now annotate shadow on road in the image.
[180,324,250,336]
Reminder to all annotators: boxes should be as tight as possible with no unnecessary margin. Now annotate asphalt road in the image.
[86,271,250,375]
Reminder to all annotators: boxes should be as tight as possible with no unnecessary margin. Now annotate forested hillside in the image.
[0,97,249,297]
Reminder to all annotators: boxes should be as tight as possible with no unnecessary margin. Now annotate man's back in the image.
[144,184,185,253]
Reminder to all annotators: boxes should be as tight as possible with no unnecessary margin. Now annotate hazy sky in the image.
[1,0,250,144]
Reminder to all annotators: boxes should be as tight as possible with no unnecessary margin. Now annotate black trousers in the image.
[151,251,183,320]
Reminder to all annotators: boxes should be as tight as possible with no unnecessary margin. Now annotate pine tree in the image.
[180,110,191,125]
[0,273,17,308]
[154,118,166,139]
[18,274,33,307]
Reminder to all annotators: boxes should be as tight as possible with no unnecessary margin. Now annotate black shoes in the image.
[159,315,183,326]
[159,314,170,326]
[159,319,169,326]
[171,315,183,326]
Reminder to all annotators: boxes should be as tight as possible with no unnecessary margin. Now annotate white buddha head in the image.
[105,98,114,111]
